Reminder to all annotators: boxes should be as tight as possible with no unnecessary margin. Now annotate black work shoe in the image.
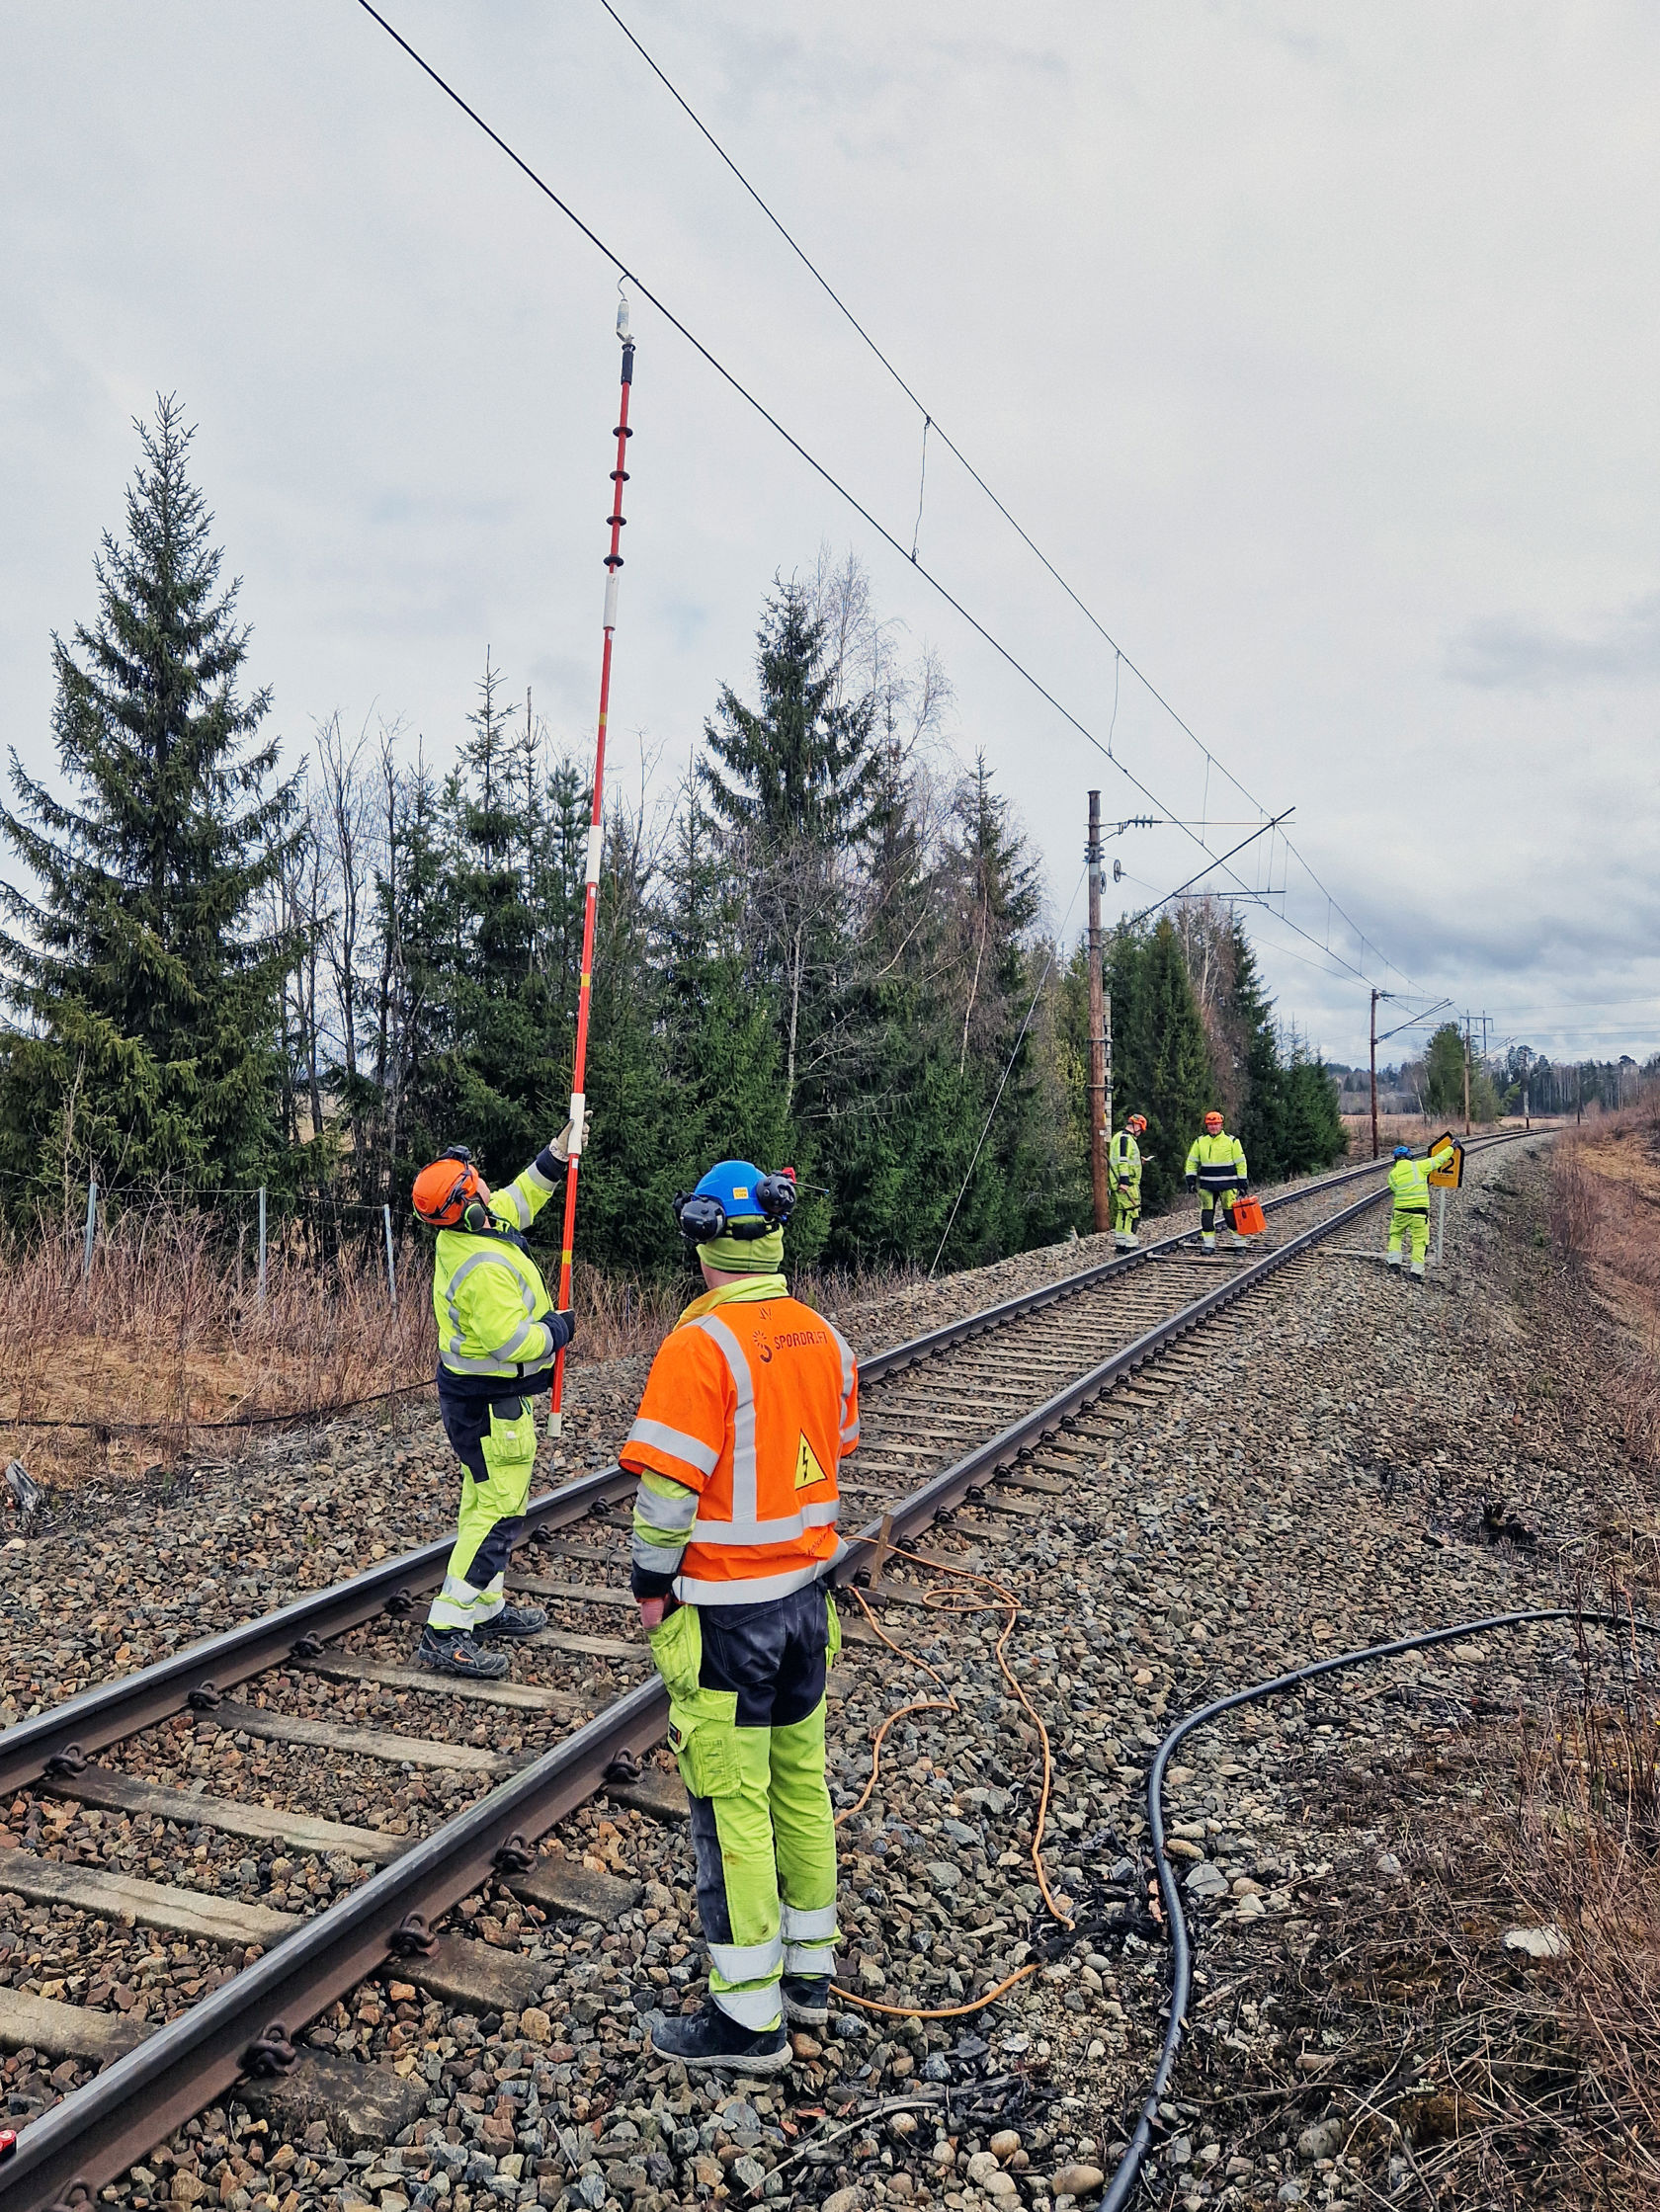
[782,1974,830,2027]
[648,2003,789,2075]
[418,1626,511,1679]
[473,1601,547,1640]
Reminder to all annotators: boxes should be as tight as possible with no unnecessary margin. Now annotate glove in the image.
[1186,1176,1197,1194]
[1239,1181,1250,1196]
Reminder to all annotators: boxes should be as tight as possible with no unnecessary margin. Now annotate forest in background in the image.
[0,399,1352,1277]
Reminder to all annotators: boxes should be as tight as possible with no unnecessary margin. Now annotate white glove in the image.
[550,1100,589,1162]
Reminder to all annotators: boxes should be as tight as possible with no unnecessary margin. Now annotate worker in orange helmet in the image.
[623,1160,858,2076]
[410,1120,580,1679]
[1185,1109,1250,1252]
[1109,1111,1149,1251]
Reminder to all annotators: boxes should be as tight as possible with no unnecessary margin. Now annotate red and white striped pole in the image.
[549,297,636,1439]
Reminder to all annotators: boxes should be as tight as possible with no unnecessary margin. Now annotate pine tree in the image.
[0,397,299,1201]
[701,581,880,1120]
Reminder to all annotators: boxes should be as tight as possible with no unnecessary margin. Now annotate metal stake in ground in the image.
[549,296,637,1439]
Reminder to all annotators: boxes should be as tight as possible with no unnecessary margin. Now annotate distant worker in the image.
[1385,1141,1446,1280]
[410,1123,581,1679]
[623,1160,858,2076]
[1186,1109,1250,1252]
[1109,1112,1148,1251]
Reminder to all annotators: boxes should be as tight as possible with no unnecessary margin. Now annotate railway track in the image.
[0,1143,1510,2210]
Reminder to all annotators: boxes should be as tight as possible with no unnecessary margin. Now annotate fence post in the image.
[82,1179,98,1285]
[257,1186,268,1310]
[383,1203,397,1312]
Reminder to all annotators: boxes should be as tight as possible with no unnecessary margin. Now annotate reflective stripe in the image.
[709,1933,784,1983]
[632,1479,701,1533]
[444,1246,543,1362]
[708,1983,783,2030]
[840,1421,860,1448]
[428,1571,506,1631]
[828,1320,858,1438]
[631,1531,688,1573]
[626,1418,720,1478]
[677,1560,831,1606]
[781,1903,838,1941]
[689,1501,841,1547]
[783,1941,836,1974]
[690,1314,758,1521]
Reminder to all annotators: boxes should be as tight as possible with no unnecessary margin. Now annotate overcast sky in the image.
[4,1,1658,1068]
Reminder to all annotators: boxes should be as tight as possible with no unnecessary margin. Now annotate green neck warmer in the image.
[697,1226,786,1275]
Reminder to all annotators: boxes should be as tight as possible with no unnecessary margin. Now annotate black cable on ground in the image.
[1104,1605,1660,2212]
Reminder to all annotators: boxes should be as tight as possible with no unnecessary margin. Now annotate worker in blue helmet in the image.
[1384,1141,1449,1278]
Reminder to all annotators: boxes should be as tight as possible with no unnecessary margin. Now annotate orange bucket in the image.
[1230,1196,1267,1236]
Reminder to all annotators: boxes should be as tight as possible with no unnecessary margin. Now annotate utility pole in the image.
[1086,791,1109,1234]
[1370,989,1380,1160]
[1462,1014,1472,1136]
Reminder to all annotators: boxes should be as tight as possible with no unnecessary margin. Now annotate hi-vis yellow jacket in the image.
[432,1148,571,1394]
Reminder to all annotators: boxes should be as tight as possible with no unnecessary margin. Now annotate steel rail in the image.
[0,1149,1477,2211]
[0,1147,1405,1795]
[0,1681,668,2212]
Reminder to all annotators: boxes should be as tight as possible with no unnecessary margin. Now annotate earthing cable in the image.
[1101,1606,1660,2212]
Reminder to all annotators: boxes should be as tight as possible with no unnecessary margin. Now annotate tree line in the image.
[0,399,1349,1272]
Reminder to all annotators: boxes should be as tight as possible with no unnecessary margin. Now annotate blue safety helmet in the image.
[1393,1145,1413,1159]
[672,1159,797,1244]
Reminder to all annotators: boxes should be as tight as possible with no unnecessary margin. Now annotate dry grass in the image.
[0,1204,923,1496]
[1550,1096,1660,1467]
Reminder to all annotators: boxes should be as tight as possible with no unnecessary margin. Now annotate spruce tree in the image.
[1106,917,1215,1212]
[0,397,298,1200]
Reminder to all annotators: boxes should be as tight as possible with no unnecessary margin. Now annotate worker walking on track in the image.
[1385,1141,1445,1280]
[1109,1112,1148,1250]
[411,1124,580,1679]
[1186,1109,1250,1252]
[623,1159,858,2076]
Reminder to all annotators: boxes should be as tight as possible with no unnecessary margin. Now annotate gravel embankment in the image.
[10,1137,1642,2211]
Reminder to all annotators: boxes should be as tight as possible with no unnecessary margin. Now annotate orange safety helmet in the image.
[1204,1110,1224,1133]
[1126,1113,1148,1135]
[413,1147,484,1228]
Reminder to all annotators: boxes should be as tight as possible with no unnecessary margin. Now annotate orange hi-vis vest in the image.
[621,1285,859,1605]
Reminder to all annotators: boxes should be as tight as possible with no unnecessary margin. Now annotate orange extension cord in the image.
[828,1544,1074,2022]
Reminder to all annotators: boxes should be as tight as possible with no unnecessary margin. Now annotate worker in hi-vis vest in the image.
[622,1160,858,2075]
[1385,1141,1451,1279]
[1109,1112,1148,1251]
[410,1126,579,1679]
[1186,1110,1250,1251]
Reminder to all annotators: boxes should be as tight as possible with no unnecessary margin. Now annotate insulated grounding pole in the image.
[549,300,636,1440]
[1086,791,1109,1234]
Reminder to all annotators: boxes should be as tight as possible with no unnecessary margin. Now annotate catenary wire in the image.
[594,0,1417,992]
[351,1,1411,998]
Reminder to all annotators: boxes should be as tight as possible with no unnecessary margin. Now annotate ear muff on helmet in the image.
[672,1169,798,1244]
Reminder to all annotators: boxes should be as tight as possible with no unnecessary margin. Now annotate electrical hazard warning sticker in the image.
[794,1433,830,1489]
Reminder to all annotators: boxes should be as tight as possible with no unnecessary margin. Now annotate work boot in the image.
[648,2003,789,2075]
[418,1626,511,1680]
[782,1975,831,2027]
[1113,1231,1137,1252]
[473,1601,548,1640]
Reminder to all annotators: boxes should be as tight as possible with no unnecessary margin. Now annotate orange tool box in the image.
[1230,1196,1267,1236]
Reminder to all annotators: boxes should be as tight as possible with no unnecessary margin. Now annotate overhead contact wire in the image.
[351,1,1405,997]
[595,0,1414,992]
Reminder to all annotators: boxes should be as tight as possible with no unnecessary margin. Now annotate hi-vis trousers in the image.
[649,1583,841,2030]
[1386,1203,1431,1271]
[429,1382,540,1631]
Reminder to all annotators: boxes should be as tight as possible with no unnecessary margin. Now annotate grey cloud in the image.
[1445,593,1660,691]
